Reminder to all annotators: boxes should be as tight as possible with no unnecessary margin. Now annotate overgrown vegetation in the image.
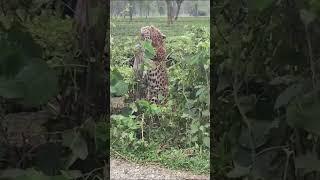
[0,1,108,179]
[212,0,320,179]
[110,17,210,174]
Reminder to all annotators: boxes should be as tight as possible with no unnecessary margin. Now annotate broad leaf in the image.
[111,80,128,96]
[15,61,58,106]
[300,9,316,26]
[203,136,210,148]
[238,95,256,114]
[286,94,320,135]
[248,0,273,11]
[62,131,88,166]
[295,152,320,174]
[274,83,304,109]
[15,169,50,180]
[227,162,250,178]
[0,78,24,99]
[216,74,230,92]
[60,170,83,179]
[143,40,155,60]
[238,120,270,149]
[0,168,26,178]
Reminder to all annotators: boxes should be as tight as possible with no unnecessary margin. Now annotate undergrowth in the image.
[110,17,210,174]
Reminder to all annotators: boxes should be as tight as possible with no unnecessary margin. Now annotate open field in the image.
[111,17,210,38]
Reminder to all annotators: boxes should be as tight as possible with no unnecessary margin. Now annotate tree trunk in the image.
[73,0,108,129]
[71,0,108,174]
[139,1,142,17]
[129,1,133,21]
[165,0,173,25]
[195,3,198,16]
[174,0,183,21]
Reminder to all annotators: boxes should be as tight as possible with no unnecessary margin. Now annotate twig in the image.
[84,167,103,180]
[305,24,317,89]
[233,75,256,165]
[283,148,293,180]
[256,145,288,157]
[111,148,131,162]
[213,19,229,44]
[141,113,145,141]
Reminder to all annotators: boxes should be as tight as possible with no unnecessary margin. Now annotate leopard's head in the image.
[140,25,166,47]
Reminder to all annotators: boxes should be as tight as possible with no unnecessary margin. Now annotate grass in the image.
[111,146,210,175]
[110,16,210,175]
[111,16,210,38]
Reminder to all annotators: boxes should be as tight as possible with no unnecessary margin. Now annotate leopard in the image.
[139,25,169,104]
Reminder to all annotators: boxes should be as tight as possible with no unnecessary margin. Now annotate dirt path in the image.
[110,158,209,180]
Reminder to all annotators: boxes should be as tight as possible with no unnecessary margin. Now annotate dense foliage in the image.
[212,0,320,179]
[110,17,210,174]
[0,1,108,180]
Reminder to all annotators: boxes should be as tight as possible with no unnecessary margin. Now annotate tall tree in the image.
[194,2,198,16]
[156,0,165,16]
[73,0,108,173]
[138,0,143,17]
[73,0,108,127]
[128,0,133,20]
[174,0,184,20]
[165,0,173,25]
[145,1,150,18]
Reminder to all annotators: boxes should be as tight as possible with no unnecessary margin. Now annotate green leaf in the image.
[227,162,250,178]
[110,68,124,86]
[286,94,320,135]
[130,103,138,113]
[203,136,210,148]
[15,61,58,106]
[238,120,270,149]
[150,104,161,115]
[0,49,26,78]
[248,0,273,11]
[238,95,256,113]
[15,169,50,180]
[112,80,128,96]
[96,121,108,142]
[295,152,320,174]
[216,74,230,92]
[274,83,304,109]
[269,75,298,85]
[5,21,43,58]
[300,9,316,26]
[0,60,58,105]
[202,109,210,117]
[190,121,199,134]
[0,78,24,99]
[60,170,83,179]
[62,131,88,164]
[143,40,155,59]
[0,168,26,178]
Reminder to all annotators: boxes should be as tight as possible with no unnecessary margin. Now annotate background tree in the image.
[128,0,134,21]
[156,0,165,16]
[165,0,174,25]
[145,0,151,18]
[74,0,107,119]
[174,0,184,20]
[194,1,198,16]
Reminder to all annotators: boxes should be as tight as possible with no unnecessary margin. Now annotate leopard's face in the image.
[140,25,166,47]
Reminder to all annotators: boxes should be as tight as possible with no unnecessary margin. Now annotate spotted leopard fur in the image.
[140,25,169,104]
